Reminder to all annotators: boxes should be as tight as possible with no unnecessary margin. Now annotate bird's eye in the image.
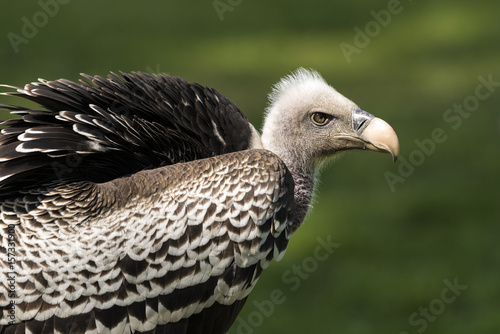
[311,112,330,126]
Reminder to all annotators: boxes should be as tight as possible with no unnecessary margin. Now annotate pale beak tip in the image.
[360,117,400,163]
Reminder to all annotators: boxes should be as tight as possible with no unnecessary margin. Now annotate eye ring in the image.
[311,112,330,126]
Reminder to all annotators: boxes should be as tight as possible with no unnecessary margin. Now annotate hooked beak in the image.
[352,109,400,163]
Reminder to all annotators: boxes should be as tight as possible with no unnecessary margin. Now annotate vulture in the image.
[0,69,399,334]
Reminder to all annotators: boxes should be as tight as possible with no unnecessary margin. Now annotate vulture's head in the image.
[261,68,399,174]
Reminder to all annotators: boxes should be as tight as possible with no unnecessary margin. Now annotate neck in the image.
[261,126,317,234]
[277,153,316,234]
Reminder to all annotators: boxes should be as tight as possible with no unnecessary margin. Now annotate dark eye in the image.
[311,112,330,126]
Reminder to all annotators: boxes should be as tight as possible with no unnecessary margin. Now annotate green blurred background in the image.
[0,1,499,333]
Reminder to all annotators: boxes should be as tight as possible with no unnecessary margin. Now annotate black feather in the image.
[0,72,253,198]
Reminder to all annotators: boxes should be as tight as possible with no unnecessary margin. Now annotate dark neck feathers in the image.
[287,165,316,233]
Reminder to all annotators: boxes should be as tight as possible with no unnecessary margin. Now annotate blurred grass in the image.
[1,0,499,333]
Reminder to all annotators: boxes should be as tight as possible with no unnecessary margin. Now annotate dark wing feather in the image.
[0,72,255,197]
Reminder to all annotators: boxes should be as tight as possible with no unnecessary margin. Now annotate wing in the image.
[0,149,295,334]
[0,72,260,198]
